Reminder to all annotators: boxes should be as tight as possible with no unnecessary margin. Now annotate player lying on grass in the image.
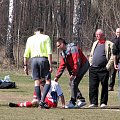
[9,80,65,108]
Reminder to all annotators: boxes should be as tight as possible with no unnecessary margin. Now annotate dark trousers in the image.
[89,66,109,105]
[109,68,117,88]
[69,60,90,102]
[69,76,83,102]
[69,72,86,102]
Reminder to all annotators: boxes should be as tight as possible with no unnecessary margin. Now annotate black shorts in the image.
[31,57,51,80]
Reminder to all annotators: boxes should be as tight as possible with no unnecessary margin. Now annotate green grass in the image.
[0,70,120,120]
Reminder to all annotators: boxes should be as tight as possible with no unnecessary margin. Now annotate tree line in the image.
[0,0,120,67]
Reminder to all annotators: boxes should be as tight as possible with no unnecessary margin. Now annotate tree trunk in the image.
[73,0,83,47]
[5,0,15,64]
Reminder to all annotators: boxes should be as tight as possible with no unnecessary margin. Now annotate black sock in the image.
[41,84,51,102]
[35,86,41,102]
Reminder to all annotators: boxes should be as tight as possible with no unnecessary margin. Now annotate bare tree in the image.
[0,0,120,68]
[5,0,15,64]
[73,0,85,47]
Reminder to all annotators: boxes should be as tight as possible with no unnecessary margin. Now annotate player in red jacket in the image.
[54,38,90,108]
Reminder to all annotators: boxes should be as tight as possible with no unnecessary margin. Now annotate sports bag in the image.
[0,81,16,89]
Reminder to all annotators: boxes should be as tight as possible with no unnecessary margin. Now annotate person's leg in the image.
[89,67,99,106]
[41,79,51,102]
[77,88,85,101]
[69,75,86,108]
[65,78,78,108]
[71,76,85,100]
[39,58,51,108]
[76,60,89,101]
[18,101,33,107]
[76,88,86,107]
[69,77,78,105]
[109,69,116,90]
[76,75,86,101]
[99,67,109,105]
[34,80,41,102]
[118,63,120,103]
[9,101,33,107]
[31,58,42,103]
[39,80,51,109]
[68,60,89,108]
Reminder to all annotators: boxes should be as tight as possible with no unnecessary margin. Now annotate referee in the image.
[23,27,52,109]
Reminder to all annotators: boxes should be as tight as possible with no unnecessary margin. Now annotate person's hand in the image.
[24,66,29,75]
[70,75,76,81]
[60,105,65,109]
[54,77,58,82]
[49,66,52,73]
[114,64,119,70]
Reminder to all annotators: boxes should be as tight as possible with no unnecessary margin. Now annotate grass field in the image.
[0,70,120,120]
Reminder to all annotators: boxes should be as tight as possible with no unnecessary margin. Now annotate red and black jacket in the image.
[56,43,89,78]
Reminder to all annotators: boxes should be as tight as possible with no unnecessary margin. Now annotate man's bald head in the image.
[95,29,105,40]
[116,28,120,38]
[96,29,104,35]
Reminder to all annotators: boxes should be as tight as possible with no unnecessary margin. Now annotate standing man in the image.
[89,29,114,108]
[23,27,52,109]
[109,28,120,91]
[112,28,120,101]
[54,38,90,108]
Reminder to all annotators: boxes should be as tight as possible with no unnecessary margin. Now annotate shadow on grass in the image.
[0,88,25,93]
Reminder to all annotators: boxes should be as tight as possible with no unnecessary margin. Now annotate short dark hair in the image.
[34,27,44,33]
[57,38,67,45]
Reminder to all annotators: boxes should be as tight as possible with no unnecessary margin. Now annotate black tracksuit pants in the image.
[109,68,117,88]
[89,66,109,105]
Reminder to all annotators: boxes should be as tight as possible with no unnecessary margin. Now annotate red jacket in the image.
[56,43,89,78]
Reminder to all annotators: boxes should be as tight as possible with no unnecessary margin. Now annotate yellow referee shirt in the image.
[24,33,52,58]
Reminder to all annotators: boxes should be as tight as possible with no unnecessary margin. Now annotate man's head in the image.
[34,27,44,34]
[95,29,105,40]
[56,38,67,50]
[116,28,120,38]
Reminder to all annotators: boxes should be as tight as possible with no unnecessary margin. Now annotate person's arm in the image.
[23,57,29,75]
[46,35,52,73]
[71,52,79,76]
[59,95,65,108]
[23,38,31,75]
[54,81,65,108]
[106,41,114,70]
[89,41,98,66]
[112,40,119,70]
[113,55,119,70]
[54,58,66,82]
[48,54,52,73]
